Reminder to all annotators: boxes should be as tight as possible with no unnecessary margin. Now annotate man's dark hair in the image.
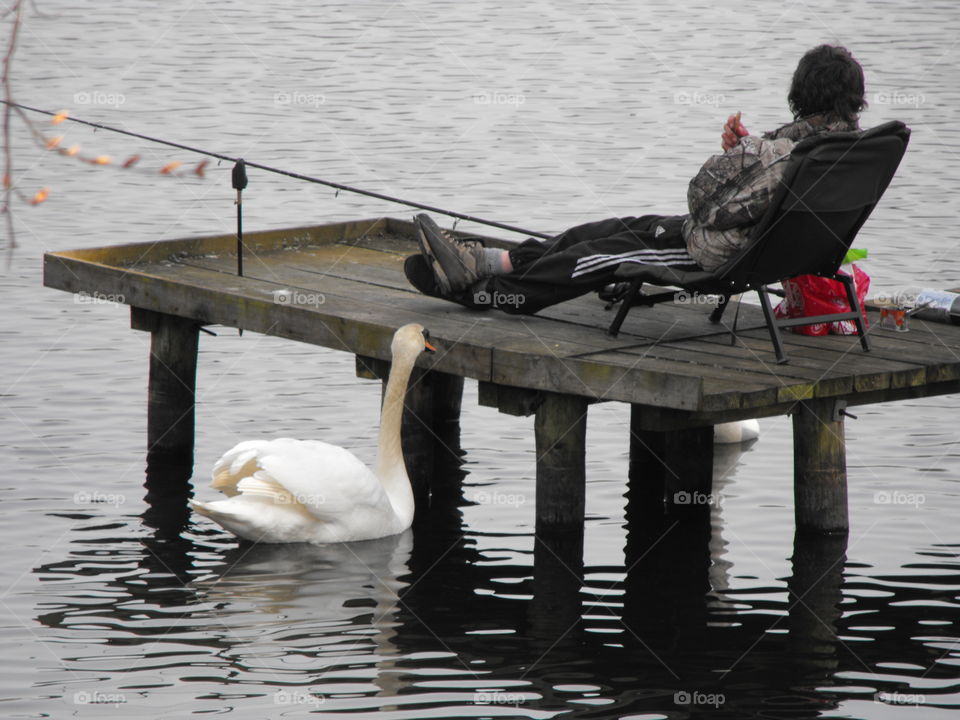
[788,45,866,122]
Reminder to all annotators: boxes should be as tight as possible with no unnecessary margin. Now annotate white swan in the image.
[190,323,435,544]
[714,418,760,444]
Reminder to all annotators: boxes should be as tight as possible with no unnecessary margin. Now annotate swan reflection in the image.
[193,531,413,620]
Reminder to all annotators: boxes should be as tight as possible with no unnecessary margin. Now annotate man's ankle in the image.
[480,248,511,276]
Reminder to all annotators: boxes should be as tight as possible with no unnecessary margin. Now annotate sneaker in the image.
[404,254,442,298]
[415,213,484,295]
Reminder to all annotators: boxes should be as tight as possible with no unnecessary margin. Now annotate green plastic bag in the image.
[842,248,867,264]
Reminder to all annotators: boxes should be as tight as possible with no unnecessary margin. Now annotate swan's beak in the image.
[421,328,436,353]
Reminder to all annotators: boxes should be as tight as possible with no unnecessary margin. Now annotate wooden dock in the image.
[43,216,960,548]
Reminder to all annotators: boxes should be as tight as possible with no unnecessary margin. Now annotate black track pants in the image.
[470,214,698,315]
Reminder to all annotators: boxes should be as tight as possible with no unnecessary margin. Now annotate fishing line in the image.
[1,99,552,239]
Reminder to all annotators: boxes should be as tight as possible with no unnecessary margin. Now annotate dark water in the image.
[3,1,960,718]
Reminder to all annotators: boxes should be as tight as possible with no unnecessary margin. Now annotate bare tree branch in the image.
[2,0,24,254]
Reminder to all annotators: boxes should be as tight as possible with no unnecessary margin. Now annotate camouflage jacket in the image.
[683,113,859,271]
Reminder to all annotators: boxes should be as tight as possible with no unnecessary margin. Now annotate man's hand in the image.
[721,111,749,150]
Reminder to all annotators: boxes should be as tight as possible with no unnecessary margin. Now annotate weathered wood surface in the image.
[534,392,588,530]
[43,217,960,422]
[793,399,849,533]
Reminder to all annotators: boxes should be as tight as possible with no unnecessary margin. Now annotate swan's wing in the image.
[211,438,388,522]
[212,439,272,496]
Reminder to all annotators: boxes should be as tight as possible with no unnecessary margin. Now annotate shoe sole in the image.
[415,213,477,294]
[404,254,442,297]
[414,214,451,295]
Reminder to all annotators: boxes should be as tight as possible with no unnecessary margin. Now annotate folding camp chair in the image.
[606,120,911,364]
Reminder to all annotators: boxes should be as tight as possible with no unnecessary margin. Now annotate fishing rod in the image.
[1,99,552,240]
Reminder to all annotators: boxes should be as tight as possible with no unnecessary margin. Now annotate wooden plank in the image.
[605,345,816,406]
[844,377,960,408]
[735,324,960,384]
[748,316,960,356]
[182,246,745,410]
[633,373,960,431]
[695,333,926,392]
[179,240,413,290]
[44,218,960,422]
[491,344,705,410]
[180,245,740,351]
[539,291,771,346]
[47,217,393,268]
[174,247,668,358]
[623,338,854,399]
[477,381,544,416]
[614,301,960,386]
[165,217,508,284]
[44,251,494,379]
[652,327,932,396]
[53,252,691,404]
[187,233,882,375]
[582,348,782,411]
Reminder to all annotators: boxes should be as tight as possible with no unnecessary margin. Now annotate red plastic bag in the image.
[774,264,870,336]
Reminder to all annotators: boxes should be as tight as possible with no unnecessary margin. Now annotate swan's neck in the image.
[374,352,417,523]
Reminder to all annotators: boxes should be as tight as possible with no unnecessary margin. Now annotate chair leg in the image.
[709,294,738,347]
[757,286,789,364]
[708,295,730,324]
[607,278,643,337]
[837,273,870,352]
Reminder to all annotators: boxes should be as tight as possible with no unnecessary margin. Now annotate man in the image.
[405,45,866,315]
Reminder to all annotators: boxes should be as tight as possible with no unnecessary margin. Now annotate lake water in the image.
[2,1,959,718]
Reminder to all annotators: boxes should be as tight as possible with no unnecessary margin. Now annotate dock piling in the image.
[132,309,200,474]
[534,392,588,531]
[400,366,436,511]
[358,355,465,513]
[793,399,849,533]
[531,392,587,641]
[131,308,199,522]
[788,531,847,677]
[630,406,714,508]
